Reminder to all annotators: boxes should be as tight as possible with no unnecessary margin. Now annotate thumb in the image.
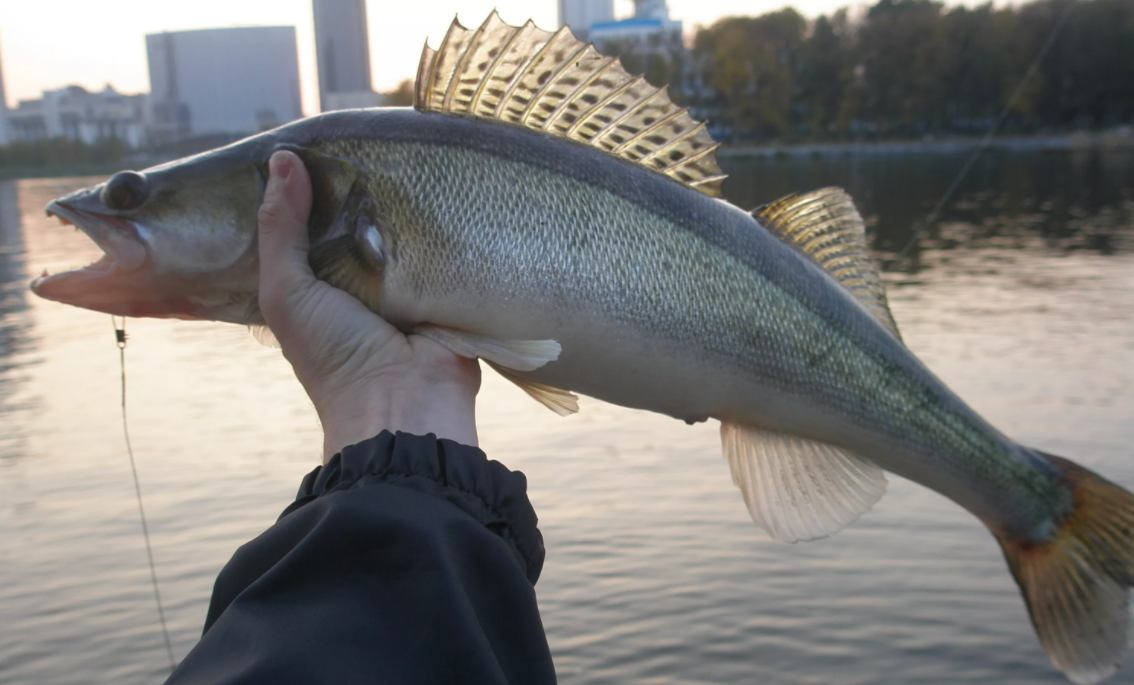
[258,150,314,325]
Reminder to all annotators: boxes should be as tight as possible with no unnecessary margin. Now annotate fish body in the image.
[28,13,1134,685]
[315,110,1063,540]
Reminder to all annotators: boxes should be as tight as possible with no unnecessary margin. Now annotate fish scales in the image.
[312,111,1065,533]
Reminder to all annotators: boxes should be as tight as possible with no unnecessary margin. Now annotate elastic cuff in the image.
[282,431,545,584]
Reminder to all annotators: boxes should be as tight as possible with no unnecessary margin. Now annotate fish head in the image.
[31,142,270,323]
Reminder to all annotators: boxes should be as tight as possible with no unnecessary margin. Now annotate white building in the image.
[146,27,303,144]
[313,0,378,112]
[589,0,682,51]
[6,85,148,147]
[558,0,614,41]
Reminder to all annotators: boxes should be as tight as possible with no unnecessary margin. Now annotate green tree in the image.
[694,9,808,140]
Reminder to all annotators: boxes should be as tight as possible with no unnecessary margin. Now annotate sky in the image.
[2,0,890,117]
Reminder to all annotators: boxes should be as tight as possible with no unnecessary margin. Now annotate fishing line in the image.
[112,316,177,674]
[886,1,1076,271]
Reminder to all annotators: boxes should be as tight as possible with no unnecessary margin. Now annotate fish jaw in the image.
[30,196,236,321]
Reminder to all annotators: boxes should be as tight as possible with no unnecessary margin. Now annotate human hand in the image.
[257,151,481,462]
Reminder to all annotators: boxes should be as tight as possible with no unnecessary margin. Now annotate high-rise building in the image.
[146,27,303,144]
[558,0,614,41]
[313,0,376,112]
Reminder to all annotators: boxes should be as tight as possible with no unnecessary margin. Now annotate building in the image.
[557,0,614,41]
[146,27,303,145]
[313,0,378,112]
[589,0,683,53]
[6,85,147,147]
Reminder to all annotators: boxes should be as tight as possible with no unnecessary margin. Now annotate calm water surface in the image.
[1,150,1132,684]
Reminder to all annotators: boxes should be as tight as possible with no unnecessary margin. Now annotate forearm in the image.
[167,432,553,685]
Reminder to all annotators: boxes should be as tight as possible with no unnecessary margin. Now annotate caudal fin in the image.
[994,454,1134,685]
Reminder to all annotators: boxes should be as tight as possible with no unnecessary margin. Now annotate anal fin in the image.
[486,361,579,416]
[414,324,561,372]
[721,421,887,543]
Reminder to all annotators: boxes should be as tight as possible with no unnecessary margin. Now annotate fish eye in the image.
[101,171,150,211]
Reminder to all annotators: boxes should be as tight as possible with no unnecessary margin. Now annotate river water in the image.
[1,149,1132,684]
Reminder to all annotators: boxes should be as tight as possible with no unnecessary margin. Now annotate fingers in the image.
[258,151,314,329]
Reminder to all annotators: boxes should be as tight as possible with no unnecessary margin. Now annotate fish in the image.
[29,12,1134,684]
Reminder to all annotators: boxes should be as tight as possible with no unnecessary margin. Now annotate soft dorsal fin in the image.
[753,188,902,341]
[414,12,727,197]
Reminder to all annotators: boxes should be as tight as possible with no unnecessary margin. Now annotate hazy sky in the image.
[1,0,881,116]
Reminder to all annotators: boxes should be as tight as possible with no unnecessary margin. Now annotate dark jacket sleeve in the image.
[165,431,556,685]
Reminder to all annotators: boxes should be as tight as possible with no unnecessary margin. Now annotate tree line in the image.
[614,0,1134,143]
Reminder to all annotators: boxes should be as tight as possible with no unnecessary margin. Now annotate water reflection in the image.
[721,149,1134,267]
[0,180,37,461]
[1,153,1132,685]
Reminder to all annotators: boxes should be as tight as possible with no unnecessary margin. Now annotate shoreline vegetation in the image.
[4,0,1133,178]
[4,130,1133,180]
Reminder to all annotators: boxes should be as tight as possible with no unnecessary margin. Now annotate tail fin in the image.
[994,454,1134,685]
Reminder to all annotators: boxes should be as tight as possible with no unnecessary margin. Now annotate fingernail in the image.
[269,152,293,185]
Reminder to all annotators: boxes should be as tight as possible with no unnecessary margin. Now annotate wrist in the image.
[313,369,479,463]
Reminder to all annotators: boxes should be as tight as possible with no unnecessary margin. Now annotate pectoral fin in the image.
[414,324,561,372]
[720,421,887,543]
[248,325,281,348]
[486,361,579,416]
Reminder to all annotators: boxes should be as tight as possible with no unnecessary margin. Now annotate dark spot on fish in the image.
[669,151,685,161]
[581,94,598,105]
[538,70,552,86]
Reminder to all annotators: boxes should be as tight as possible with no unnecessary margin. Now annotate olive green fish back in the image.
[414,11,727,197]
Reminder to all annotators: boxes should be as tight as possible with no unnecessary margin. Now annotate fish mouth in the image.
[29,198,151,315]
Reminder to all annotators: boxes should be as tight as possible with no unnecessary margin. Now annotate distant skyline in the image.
[2,0,977,117]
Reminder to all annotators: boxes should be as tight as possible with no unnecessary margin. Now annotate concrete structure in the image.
[557,0,614,41]
[146,27,302,144]
[589,0,682,51]
[6,85,147,147]
[313,0,376,112]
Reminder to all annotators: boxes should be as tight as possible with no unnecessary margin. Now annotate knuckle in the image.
[257,199,288,231]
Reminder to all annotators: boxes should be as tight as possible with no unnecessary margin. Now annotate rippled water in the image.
[1,150,1132,684]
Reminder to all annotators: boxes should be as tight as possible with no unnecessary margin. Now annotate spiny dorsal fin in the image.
[753,187,902,342]
[414,11,727,197]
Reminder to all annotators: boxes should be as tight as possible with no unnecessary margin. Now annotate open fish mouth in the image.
[30,198,149,312]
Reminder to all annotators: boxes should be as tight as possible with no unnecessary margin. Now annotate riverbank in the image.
[3,130,1133,179]
[719,130,1134,160]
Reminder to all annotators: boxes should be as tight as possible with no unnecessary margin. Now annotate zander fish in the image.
[29,13,1134,684]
